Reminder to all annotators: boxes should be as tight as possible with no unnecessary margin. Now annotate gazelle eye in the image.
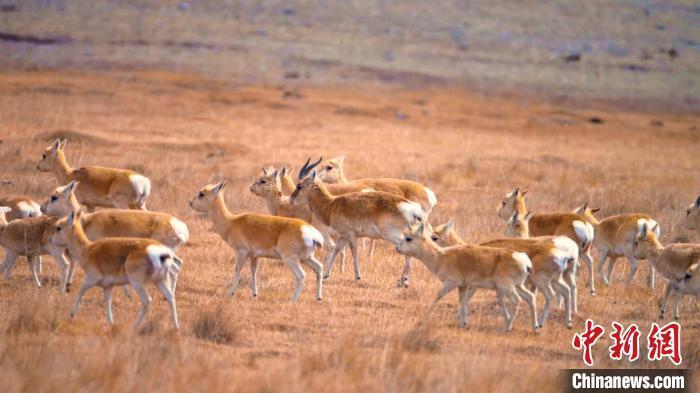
[51,196,58,202]
[198,192,204,198]
[42,154,47,159]
[502,201,506,206]
[405,237,412,242]
[296,184,302,190]
[634,241,639,246]
[56,226,61,232]
[431,236,438,242]
[326,165,333,170]
[261,180,266,184]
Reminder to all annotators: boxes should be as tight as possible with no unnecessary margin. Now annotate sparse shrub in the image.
[190,305,238,345]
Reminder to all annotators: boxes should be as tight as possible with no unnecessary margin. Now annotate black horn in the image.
[298,156,322,180]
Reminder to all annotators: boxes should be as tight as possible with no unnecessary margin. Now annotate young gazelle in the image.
[37,139,151,211]
[319,155,437,216]
[430,218,578,327]
[0,207,69,291]
[250,168,346,271]
[497,188,596,294]
[633,223,700,319]
[685,196,700,237]
[396,223,538,332]
[291,159,424,286]
[49,211,181,329]
[189,181,324,302]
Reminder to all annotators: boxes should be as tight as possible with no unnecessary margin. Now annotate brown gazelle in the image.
[685,196,700,237]
[633,223,700,319]
[430,218,578,327]
[498,188,596,294]
[0,207,69,292]
[319,155,437,216]
[0,194,42,220]
[49,211,181,329]
[189,181,324,302]
[396,223,538,332]
[291,158,424,286]
[573,205,660,289]
[250,167,346,271]
[37,139,151,211]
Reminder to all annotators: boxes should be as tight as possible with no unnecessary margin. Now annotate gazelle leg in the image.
[227,251,248,297]
[250,257,259,299]
[71,278,98,318]
[157,281,179,329]
[103,287,114,325]
[399,256,412,288]
[607,256,619,284]
[50,250,69,293]
[671,285,681,320]
[515,284,538,331]
[324,238,348,279]
[36,255,43,275]
[457,286,477,327]
[130,281,151,329]
[563,265,578,315]
[347,236,361,281]
[302,256,324,302]
[27,256,42,288]
[624,254,639,287]
[285,258,306,303]
[581,249,595,295]
[648,261,656,290]
[596,249,609,284]
[552,278,573,328]
[534,279,554,328]
[497,289,512,329]
[423,281,458,319]
[658,282,673,319]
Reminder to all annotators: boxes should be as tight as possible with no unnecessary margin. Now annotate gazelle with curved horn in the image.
[48,210,182,329]
[498,188,596,295]
[319,155,437,216]
[291,157,424,287]
[190,180,325,303]
[37,139,151,211]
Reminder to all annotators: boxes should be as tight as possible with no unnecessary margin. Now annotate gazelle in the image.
[189,181,324,302]
[319,155,437,216]
[37,139,151,211]
[685,196,700,237]
[497,188,596,294]
[250,168,346,272]
[0,207,70,292]
[430,218,578,327]
[49,211,181,329]
[633,222,700,319]
[1,194,45,273]
[396,223,538,332]
[291,158,424,287]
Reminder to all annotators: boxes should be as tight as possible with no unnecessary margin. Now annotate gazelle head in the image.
[573,203,601,225]
[396,222,430,257]
[189,181,228,212]
[37,138,68,172]
[49,210,83,248]
[497,187,527,220]
[633,222,661,259]
[42,180,80,216]
[319,155,346,184]
[250,167,282,197]
[505,211,530,238]
[429,218,460,247]
[290,157,323,205]
[685,196,700,230]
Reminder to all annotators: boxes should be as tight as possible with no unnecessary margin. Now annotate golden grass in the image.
[0,69,698,392]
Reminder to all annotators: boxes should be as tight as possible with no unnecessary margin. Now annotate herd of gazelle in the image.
[0,139,698,332]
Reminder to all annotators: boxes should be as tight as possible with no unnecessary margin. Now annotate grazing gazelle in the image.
[291,158,424,287]
[0,207,69,292]
[37,139,151,211]
[396,223,538,332]
[633,222,700,320]
[430,218,578,327]
[49,211,181,329]
[0,194,45,273]
[189,181,324,302]
[497,188,596,294]
[685,196,700,237]
[319,155,437,216]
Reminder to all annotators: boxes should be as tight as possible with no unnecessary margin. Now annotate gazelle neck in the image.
[209,194,235,235]
[53,151,74,185]
[67,222,92,264]
[308,183,335,225]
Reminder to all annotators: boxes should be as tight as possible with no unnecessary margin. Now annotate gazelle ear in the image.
[67,211,76,227]
[520,188,528,196]
[416,222,425,236]
[213,180,229,195]
[0,206,11,214]
[279,166,287,177]
[445,218,455,233]
[310,170,318,180]
[51,139,61,151]
[59,139,68,150]
[509,212,518,223]
[65,180,79,194]
[638,223,648,238]
[271,169,279,179]
[591,207,600,214]
[512,187,520,197]
[524,211,532,220]
[335,155,346,166]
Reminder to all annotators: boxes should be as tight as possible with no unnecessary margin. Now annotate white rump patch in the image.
[424,187,437,209]
[17,201,42,218]
[129,174,152,199]
[397,201,424,224]
[572,220,594,247]
[636,218,660,237]
[146,244,174,279]
[512,251,532,271]
[170,217,190,245]
[301,225,324,249]
[551,236,579,271]
[360,188,374,193]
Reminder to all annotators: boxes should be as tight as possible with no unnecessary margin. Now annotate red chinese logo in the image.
[572,319,605,366]
[609,322,640,361]
[647,322,682,365]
